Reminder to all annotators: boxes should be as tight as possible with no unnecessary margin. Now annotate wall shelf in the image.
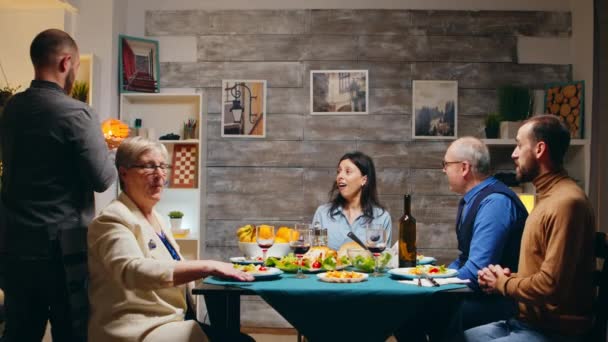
[120,93,203,259]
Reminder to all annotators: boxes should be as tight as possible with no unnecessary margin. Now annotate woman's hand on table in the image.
[206,260,255,282]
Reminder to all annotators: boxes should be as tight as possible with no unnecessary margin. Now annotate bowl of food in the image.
[351,252,392,273]
[238,242,291,258]
[171,228,190,239]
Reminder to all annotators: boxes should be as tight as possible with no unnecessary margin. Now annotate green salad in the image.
[266,253,348,272]
[349,253,392,273]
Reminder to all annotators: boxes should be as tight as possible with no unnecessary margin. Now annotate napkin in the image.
[387,242,399,268]
[398,277,470,287]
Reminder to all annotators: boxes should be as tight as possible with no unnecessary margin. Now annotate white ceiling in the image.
[0,0,77,11]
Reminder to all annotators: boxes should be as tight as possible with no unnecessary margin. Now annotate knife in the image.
[424,273,440,287]
[347,232,368,251]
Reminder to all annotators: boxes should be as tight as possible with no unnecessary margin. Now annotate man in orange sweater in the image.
[464,114,595,341]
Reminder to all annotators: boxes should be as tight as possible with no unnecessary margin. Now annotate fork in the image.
[417,277,422,287]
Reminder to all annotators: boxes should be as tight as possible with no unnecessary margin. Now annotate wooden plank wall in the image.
[147,9,571,327]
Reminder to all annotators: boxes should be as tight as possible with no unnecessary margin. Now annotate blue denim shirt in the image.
[448,177,526,285]
[313,203,392,251]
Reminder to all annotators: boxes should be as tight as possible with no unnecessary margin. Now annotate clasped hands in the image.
[478,264,511,294]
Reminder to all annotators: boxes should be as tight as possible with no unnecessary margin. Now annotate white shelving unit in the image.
[482,138,590,194]
[120,93,203,261]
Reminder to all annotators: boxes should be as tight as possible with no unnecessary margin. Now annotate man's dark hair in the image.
[30,29,77,68]
[526,114,571,168]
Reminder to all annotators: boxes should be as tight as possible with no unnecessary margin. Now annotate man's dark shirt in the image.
[0,80,115,255]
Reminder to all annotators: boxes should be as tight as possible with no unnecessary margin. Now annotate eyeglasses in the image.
[129,163,172,174]
[441,160,464,169]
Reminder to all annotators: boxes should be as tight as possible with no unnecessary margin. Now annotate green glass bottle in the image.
[398,194,417,267]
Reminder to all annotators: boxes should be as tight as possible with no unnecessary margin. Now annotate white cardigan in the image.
[88,193,205,342]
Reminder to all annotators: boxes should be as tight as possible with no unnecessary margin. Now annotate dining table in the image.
[193,270,472,342]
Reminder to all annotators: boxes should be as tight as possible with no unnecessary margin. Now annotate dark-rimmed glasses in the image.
[441,160,464,169]
[129,163,172,174]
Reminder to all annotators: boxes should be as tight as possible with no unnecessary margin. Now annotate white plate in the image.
[303,264,350,273]
[388,267,458,280]
[417,256,437,265]
[250,267,283,280]
[317,271,368,283]
[230,256,264,265]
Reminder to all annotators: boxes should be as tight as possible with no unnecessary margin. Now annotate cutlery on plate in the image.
[424,273,440,287]
[347,232,368,251]
[417,277,422,287]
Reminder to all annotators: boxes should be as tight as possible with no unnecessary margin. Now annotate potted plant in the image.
[498,85,532,138]
[0,84,20,112]
[485,113,501,139]
[70,80,89,103]
[168,211,184,229]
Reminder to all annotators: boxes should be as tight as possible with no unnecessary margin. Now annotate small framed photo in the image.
[412,80,458,139]
[119,35,160,93]
[221,80,267,138]
[310,70,368,115]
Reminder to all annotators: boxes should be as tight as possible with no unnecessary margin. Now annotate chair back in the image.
[589,231,608,342]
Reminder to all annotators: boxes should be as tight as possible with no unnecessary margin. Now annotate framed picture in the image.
[544,80,584,138]
[170,144,198,189]
[412,80,458,139]
[310,70,368,115]
[119,35,160,93]
[221,80,267,138]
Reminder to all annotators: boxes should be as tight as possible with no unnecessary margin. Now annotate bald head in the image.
[447,137,491,176]
[30,29,78,69]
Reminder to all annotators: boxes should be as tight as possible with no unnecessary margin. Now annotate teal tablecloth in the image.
[204,273,467,341]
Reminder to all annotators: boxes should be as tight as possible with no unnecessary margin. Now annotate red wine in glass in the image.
[290,226,312,279]
[256,225,275,262]
[368,245,386,254]
[366,226,387,277]
[292,245,311,255]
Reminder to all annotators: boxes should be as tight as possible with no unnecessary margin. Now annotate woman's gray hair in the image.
[115,136,169,189]
[450,136,491,176]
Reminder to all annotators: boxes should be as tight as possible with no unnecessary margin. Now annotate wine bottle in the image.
[398,194,417,267]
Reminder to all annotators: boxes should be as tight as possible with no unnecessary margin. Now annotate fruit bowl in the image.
[238,242,291,258]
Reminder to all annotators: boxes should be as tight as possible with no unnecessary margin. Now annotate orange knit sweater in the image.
[495,171,595,335]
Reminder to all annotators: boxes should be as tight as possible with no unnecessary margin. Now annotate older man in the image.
[396,137,527,342]
[443,137,528,330]
[466,115,595,342]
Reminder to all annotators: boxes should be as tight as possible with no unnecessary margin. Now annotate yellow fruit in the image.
[257,225,274,239]
[276,227,292,241]
[237,224,255,242]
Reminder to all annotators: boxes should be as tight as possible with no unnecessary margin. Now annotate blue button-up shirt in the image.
[448,177,525,286]
[313,204,392,251]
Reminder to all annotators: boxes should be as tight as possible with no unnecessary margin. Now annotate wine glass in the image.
[290,225,312,279]
[365,225,387,277]
[256,225,275,262]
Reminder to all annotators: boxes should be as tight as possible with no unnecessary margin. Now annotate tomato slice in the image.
[429,267,439,273]
[312,261,322,269]
[258,266,267,271]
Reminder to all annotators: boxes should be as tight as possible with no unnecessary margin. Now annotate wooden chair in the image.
[588,231,608,342]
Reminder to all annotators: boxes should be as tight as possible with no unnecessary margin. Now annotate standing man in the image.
[0,29,116,341]
[465,115,595,341]
[444,136,528,330]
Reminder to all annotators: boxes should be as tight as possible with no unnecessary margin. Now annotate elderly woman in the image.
[88,137,254,342]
